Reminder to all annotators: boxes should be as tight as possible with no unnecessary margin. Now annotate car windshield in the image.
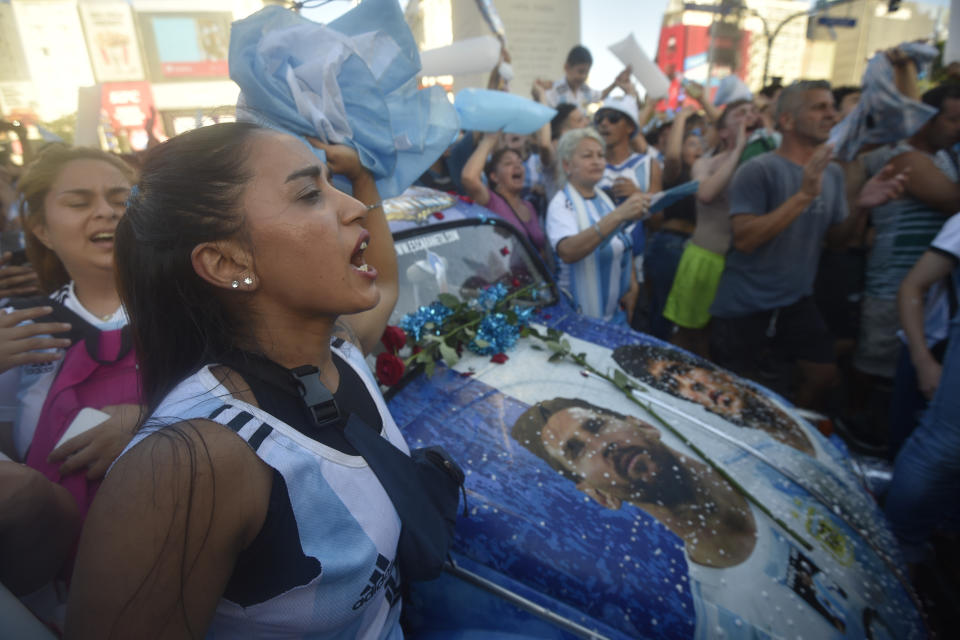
[389,220,557,325]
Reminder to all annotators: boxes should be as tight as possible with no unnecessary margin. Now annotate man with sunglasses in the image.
[595,95,662,328]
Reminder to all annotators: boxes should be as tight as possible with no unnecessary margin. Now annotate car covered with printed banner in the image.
[376,188,924,639]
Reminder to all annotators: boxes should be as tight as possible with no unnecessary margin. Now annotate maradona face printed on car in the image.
[612,344,815,456]
[511,397,757,570]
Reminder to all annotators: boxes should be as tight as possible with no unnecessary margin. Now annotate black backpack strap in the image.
[217,350,341,429]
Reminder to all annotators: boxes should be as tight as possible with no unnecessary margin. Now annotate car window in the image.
[390,221,556,324]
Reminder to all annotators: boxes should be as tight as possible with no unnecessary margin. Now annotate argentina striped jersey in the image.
[546,184,632,322]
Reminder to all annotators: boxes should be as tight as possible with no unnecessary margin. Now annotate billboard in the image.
[137,11,231,81]
[79,1,146,82]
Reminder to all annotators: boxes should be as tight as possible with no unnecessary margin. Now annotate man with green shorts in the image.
[663,100,760,356]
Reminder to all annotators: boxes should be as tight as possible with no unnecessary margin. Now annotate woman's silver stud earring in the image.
[243,276,254,286]
[231,280,240,289]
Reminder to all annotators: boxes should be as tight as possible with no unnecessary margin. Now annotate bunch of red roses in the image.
[375,326,408,386]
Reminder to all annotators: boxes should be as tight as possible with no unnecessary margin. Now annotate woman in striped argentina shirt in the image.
[546,128,651,323]
[67,123,407,640]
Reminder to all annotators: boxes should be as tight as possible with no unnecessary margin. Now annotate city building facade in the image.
[0,0,266,150]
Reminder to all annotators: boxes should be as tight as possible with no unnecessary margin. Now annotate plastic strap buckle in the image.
[291,365,340,426]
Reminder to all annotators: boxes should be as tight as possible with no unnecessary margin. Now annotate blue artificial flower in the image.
[400,301,453,341]
[470,312,520,355]
[471,282,509,311]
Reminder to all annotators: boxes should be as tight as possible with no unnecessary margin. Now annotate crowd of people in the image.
[414,42,960,623]
[0,22,959,638]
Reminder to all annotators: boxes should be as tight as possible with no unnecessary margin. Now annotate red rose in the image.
[375,352,406,386]
[490,353,508,364]
[511,278,521,287]
[380,325,407,353]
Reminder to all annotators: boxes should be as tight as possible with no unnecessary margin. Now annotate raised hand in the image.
[615,191,650,223]
[800,144,834,199]
[856,164,908,209]
[734,120,748,151]
[684,80,705,101]
[305,138,369,182]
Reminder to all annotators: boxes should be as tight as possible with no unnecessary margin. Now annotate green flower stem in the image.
[402,283,544,367]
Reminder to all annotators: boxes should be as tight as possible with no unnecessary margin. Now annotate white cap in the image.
[599,95,640,130]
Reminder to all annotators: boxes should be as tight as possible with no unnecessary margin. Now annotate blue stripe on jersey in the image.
[598,152,652,193]
[561,184,632,322]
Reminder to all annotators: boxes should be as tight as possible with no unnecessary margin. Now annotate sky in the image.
[303,0,954,87]
[303,0,671,88]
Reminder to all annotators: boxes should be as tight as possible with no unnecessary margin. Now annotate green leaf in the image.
[437,293,461,307]
[424,334,442,343]
[439,343,460,367]
[464,328,476,338]
[548,351,566,362]
[474,338,490,349]
[546,340,563,352]
[560,338,571,351]
[613,369,630,390]
[424,358,436,377]
[530,343,544,350]
[505,310,518,324]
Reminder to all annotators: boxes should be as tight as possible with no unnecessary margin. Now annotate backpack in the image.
[12,297,139,522]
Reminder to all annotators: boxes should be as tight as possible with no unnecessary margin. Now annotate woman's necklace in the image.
[502,192,531,223]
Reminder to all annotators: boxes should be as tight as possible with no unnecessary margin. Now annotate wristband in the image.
[593,222,604,239]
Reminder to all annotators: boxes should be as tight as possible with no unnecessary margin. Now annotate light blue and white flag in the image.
[229,1,460,198]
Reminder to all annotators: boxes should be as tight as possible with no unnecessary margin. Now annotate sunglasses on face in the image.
[594,110,625,125]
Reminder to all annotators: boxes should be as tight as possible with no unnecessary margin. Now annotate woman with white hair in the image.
[546,128,650,323]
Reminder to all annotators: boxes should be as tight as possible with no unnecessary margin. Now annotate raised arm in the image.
[313,142,399,355]
[696,122,747,204]
[601,67,632,100]
[683,81,721,124]
[461,133,498,207]
[487,47,511,91]
[898,249,957,398]
[826,163,907,249]
[663,106,695,185]
[888,48,919,101]
[531,82,554,169]
[66,420,273,639]
[889,151,960,215]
